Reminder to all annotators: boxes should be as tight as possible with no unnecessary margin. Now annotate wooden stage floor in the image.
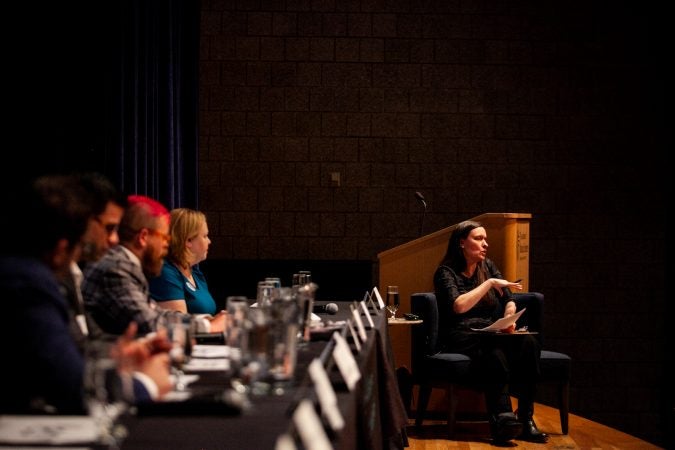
[405,401,663,449]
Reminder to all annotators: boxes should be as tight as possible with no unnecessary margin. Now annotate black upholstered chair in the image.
[410,291,571,437]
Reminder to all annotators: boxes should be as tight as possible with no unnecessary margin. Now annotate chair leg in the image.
[415,384,432,428]
[446,384,459,438]
[559,381,569,434]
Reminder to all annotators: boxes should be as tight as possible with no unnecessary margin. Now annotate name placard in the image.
[309,359,344,431]
[351,305,368,343]
[372,286,385,309]
[292,399,332,450]
[359,300,375,328]
[332,331,361,391]
[346,319,362,352]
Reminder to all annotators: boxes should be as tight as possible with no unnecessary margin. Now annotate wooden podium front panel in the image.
[479,214,531,289]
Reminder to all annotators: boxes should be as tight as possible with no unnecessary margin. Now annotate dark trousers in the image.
[446,331,541,416]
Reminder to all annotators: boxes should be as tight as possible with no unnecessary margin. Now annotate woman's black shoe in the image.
[490,412,523,444]
[518,419,549,443]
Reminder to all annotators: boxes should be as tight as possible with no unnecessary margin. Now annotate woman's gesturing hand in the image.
[491,278,523,296]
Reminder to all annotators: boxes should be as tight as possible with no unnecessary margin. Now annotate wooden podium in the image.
[377,212,532,371]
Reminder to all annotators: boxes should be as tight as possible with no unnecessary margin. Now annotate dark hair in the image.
[4,175,92,258]
[440,220,496,304]
[75,172,127,216]
[440,220,482,273]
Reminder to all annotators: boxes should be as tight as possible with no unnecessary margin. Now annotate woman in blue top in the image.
[150,208,217,314]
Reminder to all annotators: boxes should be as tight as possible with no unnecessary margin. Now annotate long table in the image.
[120,302,408,449]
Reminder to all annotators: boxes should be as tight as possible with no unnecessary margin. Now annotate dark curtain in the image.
[103,0,200,209]
[9,1,199,209]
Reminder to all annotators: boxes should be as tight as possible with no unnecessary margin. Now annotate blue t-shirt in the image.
[149,261,216,314]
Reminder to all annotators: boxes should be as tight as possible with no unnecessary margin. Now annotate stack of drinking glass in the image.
[225,272,317,395]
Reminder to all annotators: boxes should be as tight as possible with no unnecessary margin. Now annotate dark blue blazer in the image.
[0,256,151,414]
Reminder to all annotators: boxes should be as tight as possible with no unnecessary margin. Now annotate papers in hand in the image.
[471,308,526,332]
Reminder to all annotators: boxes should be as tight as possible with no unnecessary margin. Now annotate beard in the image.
[142,247,166,277]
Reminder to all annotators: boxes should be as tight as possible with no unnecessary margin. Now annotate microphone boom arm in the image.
[414,191,427,237]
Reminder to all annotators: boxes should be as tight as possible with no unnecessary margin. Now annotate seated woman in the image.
[150,208,217,314]
[434,220,548,444]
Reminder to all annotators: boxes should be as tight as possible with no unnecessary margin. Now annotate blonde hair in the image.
[168,208,207,269]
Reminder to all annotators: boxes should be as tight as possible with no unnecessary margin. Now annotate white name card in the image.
[346,320,362,352]
[293,399,333,450]
[274,433,298,450]
[332,331,361,391]
[351,306,368,343]
[372,286,385,309]
[309,359,344,431]
[359,300,375,328]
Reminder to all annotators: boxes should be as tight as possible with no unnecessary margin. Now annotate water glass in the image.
[84,356,130,445]
[292,270,312,288]
[294,281,317,343]
[226,296,250,366]
[386,285,399,319]
[242,307,272,394]
[291,272,306,288]
[257,280,277,307]
[265,277,281,288]
[267,287,300,383]
[158,315,190,391]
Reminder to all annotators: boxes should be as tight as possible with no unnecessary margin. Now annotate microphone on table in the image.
[414,191,427,237]
[313,303,339,315]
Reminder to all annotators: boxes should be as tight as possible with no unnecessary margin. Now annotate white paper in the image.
[182,358,230,371]
[168,373,199,387]
[162,390,193,402]
[471,308,526,332]
[0,415,98,445]
[254,306,320,322]
[192,344,229,358]
[332,332,361,391]
[293,400,333,450]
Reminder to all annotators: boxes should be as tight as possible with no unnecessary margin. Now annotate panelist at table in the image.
[82,196,227,337]
[149,208,217,315]
[0,175,172,415]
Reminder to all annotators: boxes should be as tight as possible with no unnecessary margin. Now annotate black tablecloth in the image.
[120,301,408,450]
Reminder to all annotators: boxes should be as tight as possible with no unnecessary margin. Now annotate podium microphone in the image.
[313,303,339,314]
[414,191,427,237]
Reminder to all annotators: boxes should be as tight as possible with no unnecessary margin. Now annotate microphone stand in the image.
[415,192,427,237]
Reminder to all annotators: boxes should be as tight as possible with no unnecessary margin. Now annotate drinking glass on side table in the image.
[386,285,399,319]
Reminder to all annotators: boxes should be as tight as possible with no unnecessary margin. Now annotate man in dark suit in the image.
[0,175,171,414]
